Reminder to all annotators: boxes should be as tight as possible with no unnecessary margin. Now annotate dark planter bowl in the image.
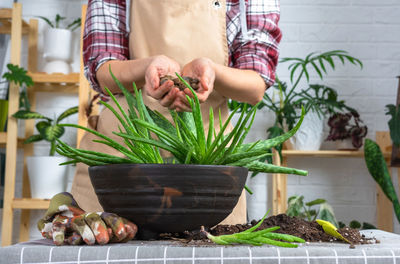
[89,164,248,234]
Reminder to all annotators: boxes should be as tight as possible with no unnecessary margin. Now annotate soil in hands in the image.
[160,75,200,91]
[159,214,376,246]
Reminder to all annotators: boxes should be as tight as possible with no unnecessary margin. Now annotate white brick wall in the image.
[1,0,400,244]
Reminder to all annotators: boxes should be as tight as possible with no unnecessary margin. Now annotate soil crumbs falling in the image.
[159,214,377,247]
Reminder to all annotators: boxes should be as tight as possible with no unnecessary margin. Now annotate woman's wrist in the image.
[96,57,154,93]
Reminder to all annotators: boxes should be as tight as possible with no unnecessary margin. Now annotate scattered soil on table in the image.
[160,75,200,91]
[158,214,377,247]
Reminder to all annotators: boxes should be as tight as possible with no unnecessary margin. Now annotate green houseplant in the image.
[38,14,81,74]
[230,50,363,152]
[12,106,78,199]
[0,63,33,131]
[56,69,309,234]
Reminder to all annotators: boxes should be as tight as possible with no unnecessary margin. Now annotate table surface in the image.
[1,230,399,264]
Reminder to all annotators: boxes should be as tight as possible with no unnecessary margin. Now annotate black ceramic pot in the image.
[88,164,248,234]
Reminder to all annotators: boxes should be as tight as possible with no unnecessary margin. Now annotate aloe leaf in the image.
[57,140,132,164]
[207,107,214,149]
[226,153,272,167]
[264,232,305,243]
[252,237,298,248]
[239,106,305,152]
[245,161,308,176]
[175,73,206,155]
[113,132,185,162]
[217,104,258,164]
[202,107,240,163]
[132,119,186,152]
[223,150,272,165]
[60,123,141,161]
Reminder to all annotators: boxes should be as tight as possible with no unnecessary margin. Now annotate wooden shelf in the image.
[282,149,391,158]
[29,72,80,84]
[0,8,29,34]
[12,198,50,209]
[0,132,25,148]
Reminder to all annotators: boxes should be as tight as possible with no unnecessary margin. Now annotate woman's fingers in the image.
[160,87,179,108]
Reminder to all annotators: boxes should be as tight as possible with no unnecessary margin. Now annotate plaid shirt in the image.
[83,0,282,99]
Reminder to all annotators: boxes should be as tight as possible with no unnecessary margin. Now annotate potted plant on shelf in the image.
[56,70,308,234]
[230,50,362,151]
[326,111,368,150]
[38,14,81,74]
[13,106,78,199]
[0,63,33,131]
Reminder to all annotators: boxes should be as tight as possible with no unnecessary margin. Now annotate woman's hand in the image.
[144,55,181,108]
[173,58,215,111]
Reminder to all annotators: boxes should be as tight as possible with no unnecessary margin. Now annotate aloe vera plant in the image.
[56,69,308,187]
[201,211,305,247]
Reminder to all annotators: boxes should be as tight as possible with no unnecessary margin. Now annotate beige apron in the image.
[71,0,247,225]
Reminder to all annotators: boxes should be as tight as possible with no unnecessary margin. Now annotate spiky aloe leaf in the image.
[245,161,308,176]
[239,106,305,152]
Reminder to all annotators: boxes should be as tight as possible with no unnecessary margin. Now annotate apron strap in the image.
[239,0,249,40]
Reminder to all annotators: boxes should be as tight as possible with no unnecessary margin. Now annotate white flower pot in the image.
[43,28,72,62]
[43,60,71,74]
[27,156,68,199]
[289,110,324,151]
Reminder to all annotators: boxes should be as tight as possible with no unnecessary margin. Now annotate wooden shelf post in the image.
[1,3,23,247]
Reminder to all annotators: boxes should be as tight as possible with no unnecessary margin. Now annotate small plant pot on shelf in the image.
[89,164,248,236]
[0,99,8,131]
[43,28,73,74]
[27,156,68,199]
[288,111,324,151]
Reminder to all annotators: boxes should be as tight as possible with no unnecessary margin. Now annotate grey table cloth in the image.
[0,230,399,264]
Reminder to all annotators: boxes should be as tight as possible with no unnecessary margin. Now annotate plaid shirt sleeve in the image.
[226,0,282,88]
[83,0,129,97]
[83,0,281,95]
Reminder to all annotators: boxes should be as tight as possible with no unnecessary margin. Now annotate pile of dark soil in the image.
[159,214,376,246]
[160,75,200,91]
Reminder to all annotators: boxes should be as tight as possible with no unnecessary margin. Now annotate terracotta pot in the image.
[89,164,248,235]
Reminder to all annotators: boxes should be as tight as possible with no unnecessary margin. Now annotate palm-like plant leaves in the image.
[2,64,34,87]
